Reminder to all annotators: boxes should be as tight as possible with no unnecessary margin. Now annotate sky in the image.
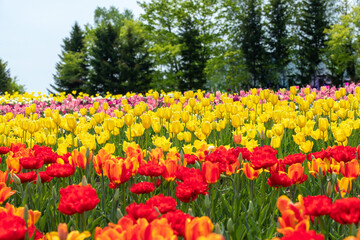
[0,0,146,94]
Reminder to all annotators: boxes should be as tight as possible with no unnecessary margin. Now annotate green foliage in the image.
[51,22,88,94]
[240,0,268,88]
[0,59,25,94]
[264,0,292,88]
[178,16,207,91]
[88,23,121,95]
[119,20,154,93]
[296,0,330,85]
[324,6,360,86]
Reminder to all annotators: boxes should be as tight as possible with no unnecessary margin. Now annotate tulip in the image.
[185,216,214,240]
[201,121,211,137]
[233,134,242,145]
[65,115,77,132]
[335,177,352,197]
[201,161,221,184]
[124,114,134,126]
[241,163,262,180]
[288,163,307,184]
[297,115,306,128]
[299,140,313,153]
[0,183,16,205]
[141,113,152,129]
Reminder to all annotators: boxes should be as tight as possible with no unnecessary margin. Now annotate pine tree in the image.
[51,22,88,93]
[178,16,207,91]
[0,59,11,94]
[265,0,292,87]
[296,0,329,86]
[119,21,154,93]
[88,23,122,95]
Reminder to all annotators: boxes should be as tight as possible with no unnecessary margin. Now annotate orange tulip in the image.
[144,218,178,240]
[162,158,179,182]
[0,202,41,227]
[6,152,22,174]
[335,177,352,197]
[46,223,91,240]
[70,147,93,170]
[103,159,133,186]
[93,149,113,175]
[201,161,221,184]
[185,216,214,240]
[0,183,16,205]
[307,158,327,178]
[241,162,262,180]
[233,134,242,145]
[340,159,360,180]
[148,148,165,165]
[288,163,307,185]
[197,233,225,240]
[276,195,309,236]
[0,170,8,183]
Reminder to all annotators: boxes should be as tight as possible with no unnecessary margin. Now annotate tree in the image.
[94,6,134,30]
[324,6,360,85]
[51,22,88,93]
[88,23,122,95]
[296,0,330,86]
[0,58,11,94]
[0,59,25,94]
[138,0,182,91]
[264,0,292,87]
[119,20,154,93]
[178,16,207,91]
[240,0,268,88]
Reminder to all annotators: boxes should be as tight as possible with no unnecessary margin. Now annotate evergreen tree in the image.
[296,0,329,86]
[51,22,88,93]
[240,0,268,88]
[119,20,154,93]
[178,17,207,91]
[265,0,292,87]
[88,23,122,95]
[0,59,11,94]
[0,59,25,94]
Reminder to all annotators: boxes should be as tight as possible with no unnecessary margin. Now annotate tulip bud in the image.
[36,173,42,187]
[12,174,21,184]
[326,181,332,196]
[214,223,222,234]
[227,218,233,233]
[188,208,194,217]
[204,194,211,210]
[23,205,29,225]
[248,200,254,214]
[116,208,123,219]
[114,188,120,201]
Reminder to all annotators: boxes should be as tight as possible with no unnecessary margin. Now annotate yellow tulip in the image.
[181,111,190,123]
[183,132,192,143]
[201,121,211,136]
[299,140,313,153]
[290,86,297,95]
[66,115,77,131]
[297,115,306,128]
[270,136,281,149]
[318,118,329,132]
[152,122,161,133]
[124,114,133,126]
[141,113,152,129]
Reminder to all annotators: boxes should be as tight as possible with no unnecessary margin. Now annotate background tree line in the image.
[48,0,360,94]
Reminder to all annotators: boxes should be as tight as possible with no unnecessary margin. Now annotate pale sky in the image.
[0,0,146,94]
